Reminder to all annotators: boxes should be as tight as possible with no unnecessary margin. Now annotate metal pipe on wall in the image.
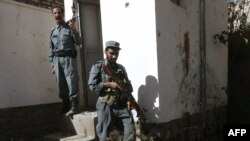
[199,0,206,140]
[200,0,206,114]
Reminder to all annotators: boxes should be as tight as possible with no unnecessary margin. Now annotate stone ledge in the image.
[45,132,95,141]
[45,111,97,141]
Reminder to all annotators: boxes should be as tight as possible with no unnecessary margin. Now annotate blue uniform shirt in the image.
[49,22,81,62]
[88,59,134,100]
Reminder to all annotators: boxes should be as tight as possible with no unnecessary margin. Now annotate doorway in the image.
[78,0,103,109]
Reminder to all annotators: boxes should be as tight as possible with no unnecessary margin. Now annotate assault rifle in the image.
[103,62,141,113]
[103,62,131,93]
[66,16,79,24]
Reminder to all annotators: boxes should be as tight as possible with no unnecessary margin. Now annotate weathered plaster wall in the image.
[205,0,228,109]
[100,0,227,124]
[156,0,227,123]
[156,0,201,123]
[100,0,159,122]
[0,0,59,108]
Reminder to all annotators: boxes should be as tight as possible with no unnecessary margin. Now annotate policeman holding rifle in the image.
[49,6,81,117]
[88,41,137,141]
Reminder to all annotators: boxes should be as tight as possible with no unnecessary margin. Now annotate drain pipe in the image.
[199,0,206,140]
[73,0,89,110]
[200,0,206,114]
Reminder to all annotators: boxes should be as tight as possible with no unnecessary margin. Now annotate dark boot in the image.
[65,98,78,117]
[60,99,70,114]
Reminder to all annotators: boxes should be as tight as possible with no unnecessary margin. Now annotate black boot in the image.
[60,99,70,114]
[65,98,78,117]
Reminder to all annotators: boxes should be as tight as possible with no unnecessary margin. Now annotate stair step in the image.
[44,111,97,141]
[61,111,97,136]
[44,132,95,141]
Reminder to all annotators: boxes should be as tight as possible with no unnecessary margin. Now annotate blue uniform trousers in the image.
[96,99,134,141]
[53,56,79,100]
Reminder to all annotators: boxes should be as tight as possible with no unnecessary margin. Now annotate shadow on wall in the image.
[137,75,160,123]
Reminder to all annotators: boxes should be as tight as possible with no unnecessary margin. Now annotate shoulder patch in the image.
[95,60,103,64]
[94,60,104,67]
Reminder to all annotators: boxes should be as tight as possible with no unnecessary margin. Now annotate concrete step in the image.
[44,111,97,141]
[61,111,97,137]
[44,132,95,141]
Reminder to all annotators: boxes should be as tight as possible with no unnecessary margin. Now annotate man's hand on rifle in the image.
[68,20,77,31]
[105,82,123,91]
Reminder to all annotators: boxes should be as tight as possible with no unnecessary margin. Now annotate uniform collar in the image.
[56,21,67,28]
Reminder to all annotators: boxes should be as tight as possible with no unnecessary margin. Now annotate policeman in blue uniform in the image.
[49,6,81,116]
[88,41,135,141]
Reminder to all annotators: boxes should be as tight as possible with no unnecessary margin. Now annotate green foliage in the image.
[215,0,250,67]
[215,0,250,46]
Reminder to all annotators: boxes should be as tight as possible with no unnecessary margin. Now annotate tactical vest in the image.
[98,60,127,106]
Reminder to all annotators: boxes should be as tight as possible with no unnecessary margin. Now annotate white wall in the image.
[0,0,60,108]
[156,0,228,123]
[100,0,228,123]
[206,0,228,109]
[156,0,201,123]
[100,0,158,114]
[64,0,74,21]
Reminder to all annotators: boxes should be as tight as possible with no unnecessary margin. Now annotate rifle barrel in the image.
[66,16,79,23]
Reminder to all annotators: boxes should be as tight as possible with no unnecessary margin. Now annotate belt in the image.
[99,92,128,107]
[53,50,77,58]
